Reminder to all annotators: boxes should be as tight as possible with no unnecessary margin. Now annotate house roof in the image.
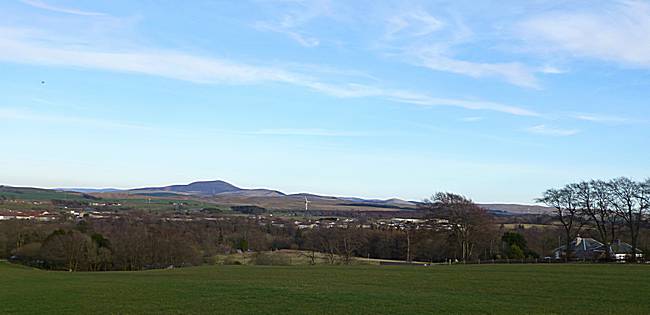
[554,237,643,256]
[608,240,643,254]
[554,237,603,253]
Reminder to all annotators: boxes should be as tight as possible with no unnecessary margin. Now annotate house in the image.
[0,212,16,220]
[553,236,604,260]
[0,210,57,221]
[553,236,644,261]
[607,239,644,261]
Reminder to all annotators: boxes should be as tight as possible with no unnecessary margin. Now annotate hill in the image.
[55,188,121,193]
[129,180,242,196]
[0,185,85,201]
[115,180,418,212]
[480,203,553,215]
[8,181,553,215]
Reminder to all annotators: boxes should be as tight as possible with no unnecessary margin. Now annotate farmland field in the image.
[1,262,649,314]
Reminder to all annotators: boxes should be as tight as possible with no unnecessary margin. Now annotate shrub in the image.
[223,256,244,265]
[231,205,266,215]
[509,244,525,259]
[13,242,42,260]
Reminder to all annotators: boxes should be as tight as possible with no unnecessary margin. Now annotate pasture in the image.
[1,262,649,314]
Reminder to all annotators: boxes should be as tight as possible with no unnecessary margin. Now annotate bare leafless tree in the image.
[405,228,412,262]
[538,186,584,262]
[424,192,492,262]
[300,231,320,265]
[313,228,337,264]
[40,229,92,271]
[575,180,618,260]
[610,177,648,262]
[336,228,361,265]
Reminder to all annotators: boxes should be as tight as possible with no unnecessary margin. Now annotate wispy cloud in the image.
[20,0,107,16]
[518,1,650,68]
[254,22,320,47]
[411,122,544,147]
[408,49,540,88]
[381,9,540,89]
[0,28,300,84]
[385,11,443,39]
[460,116,484,122]
[573,113,642,125]
[252,0,329,47]
[382,91,540,116]
[0,108,149,130]
[0,107,366,138]
[0,27,540,117]
[526,124,579,136]
[299,82,539,116]
[538,65,566,74]
[253,128,365,137]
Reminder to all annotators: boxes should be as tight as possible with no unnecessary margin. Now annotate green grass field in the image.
[1,262,649,314]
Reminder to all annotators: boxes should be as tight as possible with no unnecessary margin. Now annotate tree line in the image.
[1,183,648,271]
[0,193,514,271]
[538,177,649,261]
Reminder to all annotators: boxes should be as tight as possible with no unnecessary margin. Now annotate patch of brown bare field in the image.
[210,195,414,212]
[92,192,415,212]
[93,192,206,202]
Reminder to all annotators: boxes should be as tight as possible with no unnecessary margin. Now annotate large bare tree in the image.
[336,227,363,265]
[610,177,648,261]
[312,228,338,264]
[538,186,584,262]
[424,192,492,262]
[574,180,618,260]
[40,229,92,271]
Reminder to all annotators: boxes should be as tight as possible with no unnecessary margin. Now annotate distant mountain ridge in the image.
[129,180,242,196]
[92,180,416,209]
[480,203,552,215]
[56,188,121,193]
[57,180,552,214]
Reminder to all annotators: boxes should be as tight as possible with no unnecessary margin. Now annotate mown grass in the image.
[1,261,649,314]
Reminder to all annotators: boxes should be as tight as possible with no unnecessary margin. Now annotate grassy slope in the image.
[0,186,217,213]
[1,262,649,314]
[0,187,83,201]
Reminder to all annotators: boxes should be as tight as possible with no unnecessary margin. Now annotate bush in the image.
[223,256,244,265]
[231,205,266,215]
[13,242,42,261]
[509,244,525,259]
[201,207,222,214]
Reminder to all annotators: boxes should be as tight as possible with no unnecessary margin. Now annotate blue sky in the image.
[1,0,649,203]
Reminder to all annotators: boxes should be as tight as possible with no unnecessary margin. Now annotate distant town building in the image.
[0,210,57,221]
